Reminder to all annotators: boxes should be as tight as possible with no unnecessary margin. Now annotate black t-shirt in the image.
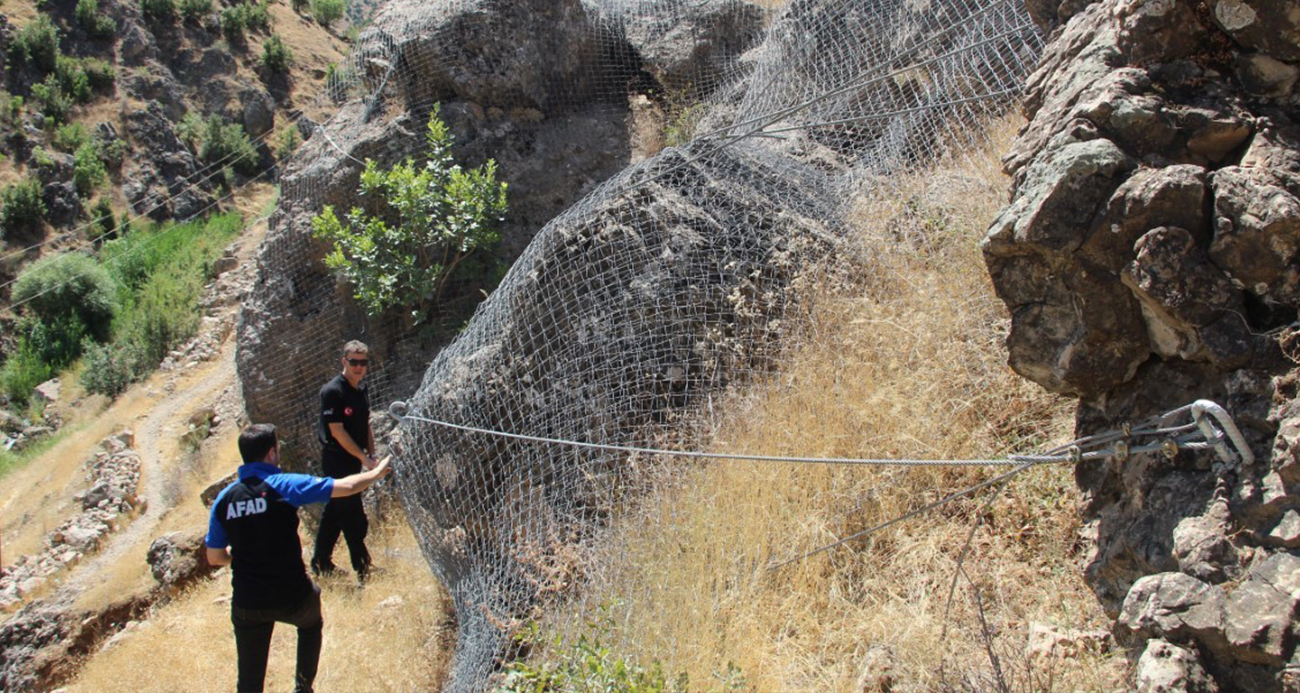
[318,373,370,469]
[211,475,319,609]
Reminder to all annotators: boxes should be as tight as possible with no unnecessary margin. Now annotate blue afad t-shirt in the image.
[206,462,334,609]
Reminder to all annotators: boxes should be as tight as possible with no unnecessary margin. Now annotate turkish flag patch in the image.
[344,407,354,416]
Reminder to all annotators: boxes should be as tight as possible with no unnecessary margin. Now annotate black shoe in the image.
[310,559,337,576]
[356,564,383,585]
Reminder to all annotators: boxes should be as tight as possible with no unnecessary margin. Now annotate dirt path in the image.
[51,341,237,604]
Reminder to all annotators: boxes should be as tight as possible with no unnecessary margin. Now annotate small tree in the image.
[312,105,508,321]
[0,178,47,239]
[310,0,345,27]
[261,34,292,72]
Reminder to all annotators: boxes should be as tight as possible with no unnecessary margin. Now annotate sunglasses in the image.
[346,358,369,367]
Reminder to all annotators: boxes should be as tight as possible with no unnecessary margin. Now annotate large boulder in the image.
[984,0,1300,688]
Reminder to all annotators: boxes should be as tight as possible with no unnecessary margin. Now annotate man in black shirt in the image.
[207,424,390,693]
[311,340,379,581]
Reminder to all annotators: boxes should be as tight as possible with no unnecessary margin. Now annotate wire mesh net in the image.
[236,0,1045,689]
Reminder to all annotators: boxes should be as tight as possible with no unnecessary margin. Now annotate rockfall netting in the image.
[238,0,1045,689]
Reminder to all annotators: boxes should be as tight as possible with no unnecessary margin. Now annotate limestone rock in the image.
[1136,639,1219,693]
[1224,553,1300,666]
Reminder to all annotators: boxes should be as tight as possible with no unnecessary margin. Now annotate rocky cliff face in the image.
[236,0,770,459]
[985,1,1300,688]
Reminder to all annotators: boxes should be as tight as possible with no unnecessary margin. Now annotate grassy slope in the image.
[526,116,1129,692]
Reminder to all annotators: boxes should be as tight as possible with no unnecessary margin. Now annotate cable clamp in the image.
[1161,438,1179,460]
[1113,439,1129,462]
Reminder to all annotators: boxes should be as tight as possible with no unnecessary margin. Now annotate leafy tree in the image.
[311,105,508,320]
[12,252,117,346]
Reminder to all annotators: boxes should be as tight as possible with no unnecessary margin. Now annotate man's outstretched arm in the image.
[330,456,392,497]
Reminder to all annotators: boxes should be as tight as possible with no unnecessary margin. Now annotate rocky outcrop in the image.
[237,0,768,459]
[984,0,1300,688]
[0,431,140,612]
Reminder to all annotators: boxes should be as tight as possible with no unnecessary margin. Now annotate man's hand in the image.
[362,453,378,471]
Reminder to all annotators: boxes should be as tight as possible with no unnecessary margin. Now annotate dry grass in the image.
[65,511,451,693]
[539,115,1128,692]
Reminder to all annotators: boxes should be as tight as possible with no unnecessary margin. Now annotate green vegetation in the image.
[179,0,213,24]
[0,178,47,239]
[261,34,293,72]
[275,125,302,161]
[311,105,508,321]
[311,0,345,27]
[2,253,115,404]
[6,15,60,74]
[198,116,260,176]
[178,114,260,176]
[220,0,271,43]
[73,139,108,195]
[81,213,243,397]
[75,0,119,38]
[496,616,750,693]
[0,214,242,403]
[8,21,114,125]
[141,0,177,24]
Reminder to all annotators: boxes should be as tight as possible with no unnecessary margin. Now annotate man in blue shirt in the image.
[206,424,390,693]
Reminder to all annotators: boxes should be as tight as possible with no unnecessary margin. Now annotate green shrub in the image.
[75,0,118,38]
[80,339,141,397]
[261,34,292,72]
[0,178,47,238]
[90,197,117,241]
[98,135,128,169]
[175,111,205,147]
[7,15,60,75]
[198,115,260,176]
[0,92,24,125]
[29,80,69,124]
[142,0,176,24]
[244,1,271,31]
[311,105,508,320]
[12,252,117,345]
[310,0,345,27]
[51,55,92,102]
[274,125,301,161]
[220,6,247,42]
[494,614,751,693]
[0,338,54,406]
[179,0,213,24]
[99,214,242,379]
[73,139,107,195]
[78,57,115,92]
[52,122,91,152]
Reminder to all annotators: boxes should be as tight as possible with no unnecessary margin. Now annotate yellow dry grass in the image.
[538,115,1129,691]
[65,512,451,693]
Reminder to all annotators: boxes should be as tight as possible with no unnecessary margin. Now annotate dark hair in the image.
[238,424,278,463]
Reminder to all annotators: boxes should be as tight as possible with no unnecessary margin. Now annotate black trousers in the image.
[312,493,371,575]
[231,583,322,693]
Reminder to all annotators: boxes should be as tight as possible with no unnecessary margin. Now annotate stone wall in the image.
[985,1,1300,688]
